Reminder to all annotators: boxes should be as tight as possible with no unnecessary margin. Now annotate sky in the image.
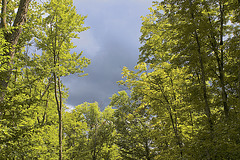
[62,0,154,110]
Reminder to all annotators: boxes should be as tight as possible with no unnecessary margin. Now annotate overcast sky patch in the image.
[63,0,153,109]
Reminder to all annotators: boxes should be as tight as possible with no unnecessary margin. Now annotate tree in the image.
[64,102,119,160]
[34,0,90,159]
[0,0,32,102]
[0,0,90,159]
[63,107,89,159]
[115,0,240,159]
[110,90,156,160]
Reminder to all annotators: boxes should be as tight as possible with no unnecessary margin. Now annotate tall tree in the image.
[0,0,31,102]
[117,0,240,159]
[35,0,90,159]
[0,0,90,159]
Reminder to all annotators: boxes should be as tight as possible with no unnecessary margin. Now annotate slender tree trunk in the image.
[52,13,63,160]
[52,23,62,159]
[58,101,63,160]
[189,1,213,159]
[219,2,229,118]
[53,71,62,160]
[145,139,151,160]
[189,0,212,124]
[156,80,183,157]
[195,33,212,122]
[58,76,63,160]
[93,123,97,160]
[206,1,229,118]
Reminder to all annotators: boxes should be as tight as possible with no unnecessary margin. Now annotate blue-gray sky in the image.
[63,0,154,110]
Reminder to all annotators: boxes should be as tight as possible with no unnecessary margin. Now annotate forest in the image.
[0,0,239,159]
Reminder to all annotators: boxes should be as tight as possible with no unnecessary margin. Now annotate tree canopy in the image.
[0,0,239,159]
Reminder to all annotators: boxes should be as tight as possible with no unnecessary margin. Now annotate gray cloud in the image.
[63,0,153,109]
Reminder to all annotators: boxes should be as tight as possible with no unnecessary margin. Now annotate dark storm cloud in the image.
[63,0,153,109]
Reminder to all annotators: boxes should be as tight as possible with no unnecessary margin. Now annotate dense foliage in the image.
[0,0,239,159]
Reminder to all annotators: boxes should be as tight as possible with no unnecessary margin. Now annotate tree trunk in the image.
[189,1,213,159]
[53,72,63,160]
[52,13,63,160]
[1,0,7,29]
[53,46,63,160]
[58,76,63,160]
[219,2,229,118]
[189,0,212,124]
[206,1,229,118]
[156,80,183,157]
[0,0,31,102]
[145,139,151,160]
[92,123,97,160]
